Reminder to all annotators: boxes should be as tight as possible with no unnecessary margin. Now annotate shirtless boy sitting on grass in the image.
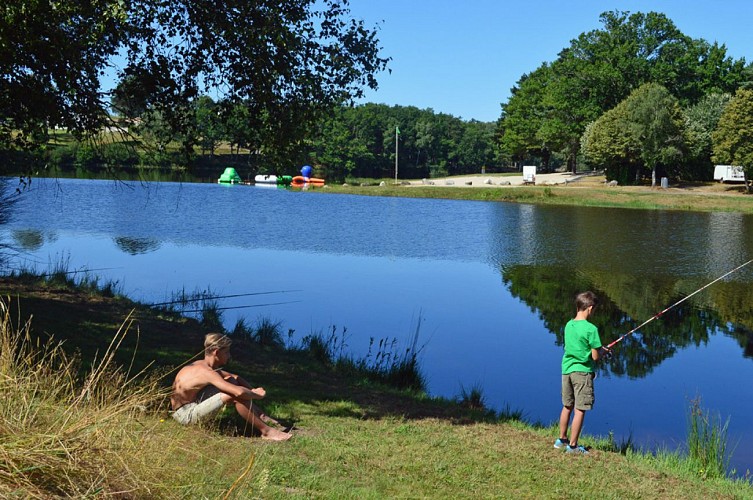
[170,333,292,441]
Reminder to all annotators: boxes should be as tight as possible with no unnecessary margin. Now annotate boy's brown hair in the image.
[575,291,598,312]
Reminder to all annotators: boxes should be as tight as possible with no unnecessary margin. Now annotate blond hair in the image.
[204,333,232,353]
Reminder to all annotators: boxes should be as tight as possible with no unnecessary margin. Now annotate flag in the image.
[396,126,400,135]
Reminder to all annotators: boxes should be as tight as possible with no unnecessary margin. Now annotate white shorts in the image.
[172,385,226,425]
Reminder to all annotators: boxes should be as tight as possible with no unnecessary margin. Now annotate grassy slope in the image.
[1,277,751,498]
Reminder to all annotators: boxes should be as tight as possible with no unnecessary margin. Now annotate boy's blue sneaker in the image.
[565,445,589,455]
[553,438,569,449]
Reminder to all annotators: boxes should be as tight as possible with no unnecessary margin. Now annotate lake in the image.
[2,177,753,475]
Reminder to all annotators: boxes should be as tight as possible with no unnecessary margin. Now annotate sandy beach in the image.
[406,171,593,187]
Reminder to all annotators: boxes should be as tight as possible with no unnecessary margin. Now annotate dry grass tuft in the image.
[0,297,169,497]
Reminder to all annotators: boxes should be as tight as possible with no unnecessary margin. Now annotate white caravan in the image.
[713,165,746,183]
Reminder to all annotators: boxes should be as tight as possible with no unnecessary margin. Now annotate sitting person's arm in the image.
[206,370,265,401]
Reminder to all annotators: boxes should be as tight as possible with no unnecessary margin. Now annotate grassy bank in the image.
[323,175,753,214]
[1,273,752,498]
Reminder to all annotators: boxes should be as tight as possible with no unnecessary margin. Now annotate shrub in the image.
[103,142,139,167]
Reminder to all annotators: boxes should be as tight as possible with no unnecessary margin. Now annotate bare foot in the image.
[261,428,292,442]
[260,413,282,427]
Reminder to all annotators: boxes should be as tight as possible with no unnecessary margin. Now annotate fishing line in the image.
[606,258,753,350]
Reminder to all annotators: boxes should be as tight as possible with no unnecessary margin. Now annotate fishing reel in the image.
[601,346,614,361]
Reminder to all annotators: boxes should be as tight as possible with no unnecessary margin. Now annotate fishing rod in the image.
[150,290,301,307]
[606,258,753,350]
[178,300,302,313]
[8,266,123,277]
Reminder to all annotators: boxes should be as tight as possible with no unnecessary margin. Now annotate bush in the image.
[103,143,140,167]
[74,143,103,168]
[47,144,77,169]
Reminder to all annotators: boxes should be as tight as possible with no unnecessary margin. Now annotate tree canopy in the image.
[1,0,389,163]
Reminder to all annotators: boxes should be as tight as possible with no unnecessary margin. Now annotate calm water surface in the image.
[3,177,753,475]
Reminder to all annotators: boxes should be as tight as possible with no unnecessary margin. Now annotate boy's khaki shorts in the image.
[172,385,226,425]
[562,372,595,411]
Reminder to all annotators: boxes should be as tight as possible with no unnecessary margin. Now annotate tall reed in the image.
[686,397,732,479]
[301,314,427,392]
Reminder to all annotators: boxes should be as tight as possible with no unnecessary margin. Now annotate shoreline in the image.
[324,172,753,213]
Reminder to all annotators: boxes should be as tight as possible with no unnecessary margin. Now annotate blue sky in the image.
[347,1,753,122]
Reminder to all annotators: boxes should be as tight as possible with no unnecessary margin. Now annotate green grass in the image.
[1,271,752,498]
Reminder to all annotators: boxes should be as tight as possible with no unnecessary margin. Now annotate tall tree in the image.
[581,83,686,184]
[194,96,224,156]
[712,88,753,193]
[0,1,131,148]
[499,64,554,169]
[581,102,640,183]
[626,83,686,186]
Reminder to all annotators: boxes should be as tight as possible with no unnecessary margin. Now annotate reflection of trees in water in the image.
[11,229,45,251]
[501,264,753,379]
[113,236,161,255]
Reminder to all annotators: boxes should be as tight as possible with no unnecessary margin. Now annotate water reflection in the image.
[10,228,59,251]
[113,236,161,255]
[501,264,753,378]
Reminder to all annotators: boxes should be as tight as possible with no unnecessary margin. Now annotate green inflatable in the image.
[218,167,243,184]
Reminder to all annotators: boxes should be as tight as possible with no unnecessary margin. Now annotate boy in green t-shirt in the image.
[554,291,610,454]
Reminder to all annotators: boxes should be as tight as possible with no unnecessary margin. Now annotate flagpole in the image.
[394,126,399,185]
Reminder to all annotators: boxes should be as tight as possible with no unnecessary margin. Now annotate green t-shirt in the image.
[561,318,602,374]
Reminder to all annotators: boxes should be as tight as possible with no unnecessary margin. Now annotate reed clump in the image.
[0,297,167,497]
[300,321,426,392]
[687,397,733,479]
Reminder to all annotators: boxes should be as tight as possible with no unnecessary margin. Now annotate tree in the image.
[456,121,496,172]
[0,1,131,148]
[498,10,747,173]
[712,88,753,193]
[1,1,389,170]
[625,83,686,186]
[499,64,553,168]
[684,93,731,180]
[110,76,148,120]
[581,103,640,183]
[194,96,224,156]
[581,83,686,184]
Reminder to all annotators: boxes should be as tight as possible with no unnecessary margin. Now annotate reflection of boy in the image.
[554,291,609,454]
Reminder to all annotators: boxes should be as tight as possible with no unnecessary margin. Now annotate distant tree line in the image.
[498,10,753,187]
